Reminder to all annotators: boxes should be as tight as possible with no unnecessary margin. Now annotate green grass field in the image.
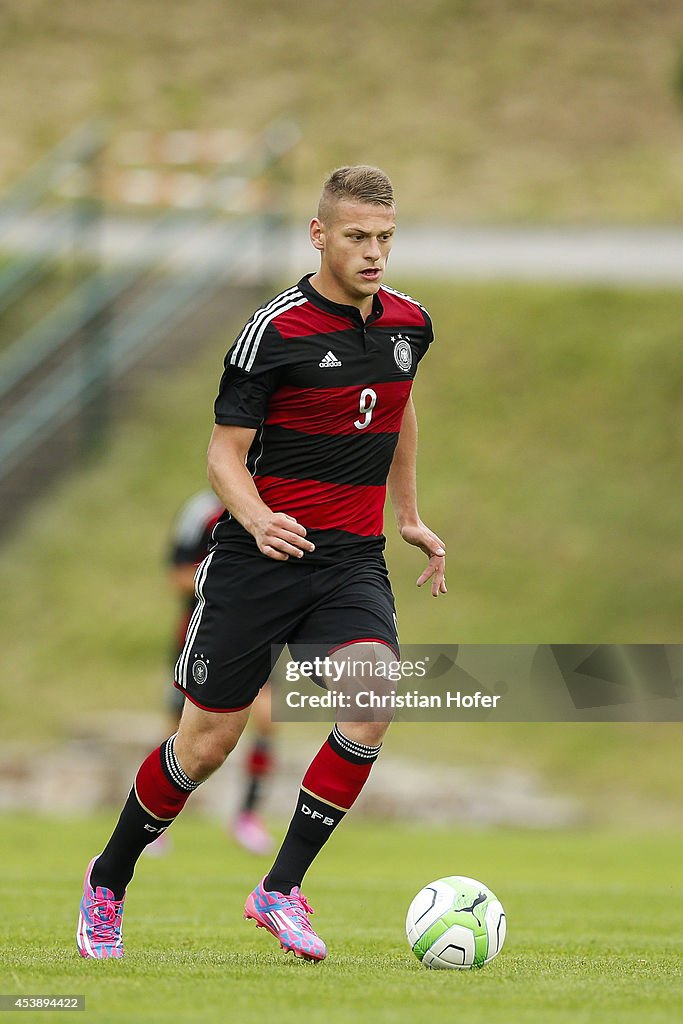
[1,815,682,1024]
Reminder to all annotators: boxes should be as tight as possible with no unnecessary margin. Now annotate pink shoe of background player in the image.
[143,831,172,857]
[231,811,273,856]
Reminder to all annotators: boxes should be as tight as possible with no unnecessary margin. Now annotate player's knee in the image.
[175,731,236,781]
[341,719,392,748]
[175,703,250,781]
[184,744,225,781]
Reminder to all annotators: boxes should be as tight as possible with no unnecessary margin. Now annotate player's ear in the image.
[310,218,325,252]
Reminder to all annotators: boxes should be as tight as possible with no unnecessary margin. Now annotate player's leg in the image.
[232,682,275,854]
[77,545,277,959]
[263,640,394,893]
[244,554,398,961]
[91,704,249,896]
[245,641,396,962]
[144,684,185,857]
[77,703,250,959]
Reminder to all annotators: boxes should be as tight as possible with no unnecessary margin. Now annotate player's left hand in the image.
[399,521,447,598]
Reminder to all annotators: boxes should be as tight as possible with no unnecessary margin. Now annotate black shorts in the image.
[173,544,399,712]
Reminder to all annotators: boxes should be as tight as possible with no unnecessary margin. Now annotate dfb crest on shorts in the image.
[392,334,413,372]
[192,655,209,685]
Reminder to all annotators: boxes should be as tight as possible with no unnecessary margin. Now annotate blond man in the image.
[77,166,446,963]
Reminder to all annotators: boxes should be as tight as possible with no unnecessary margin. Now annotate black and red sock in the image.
[264,725,381,895]
[90,734,200,899]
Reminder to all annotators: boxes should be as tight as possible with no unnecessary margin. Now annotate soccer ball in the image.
[406,875,506,969]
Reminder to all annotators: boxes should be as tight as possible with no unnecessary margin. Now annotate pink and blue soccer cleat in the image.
[76,857,125,959]
[244,877,327,962]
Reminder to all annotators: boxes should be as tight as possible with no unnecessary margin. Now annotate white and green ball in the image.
[406,875,506,969]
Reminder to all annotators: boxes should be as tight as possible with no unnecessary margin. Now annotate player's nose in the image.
[364,238,382,260]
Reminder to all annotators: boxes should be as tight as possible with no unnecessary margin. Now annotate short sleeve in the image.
[214,322,284,427]
[411,305,434,367]
[214,364,280,427]
[421,307,434,354]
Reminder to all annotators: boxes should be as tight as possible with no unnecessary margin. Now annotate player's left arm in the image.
[387,395,447,598]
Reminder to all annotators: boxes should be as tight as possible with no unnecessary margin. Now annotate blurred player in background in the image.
[160,490,275,856]
[77,164,445,964]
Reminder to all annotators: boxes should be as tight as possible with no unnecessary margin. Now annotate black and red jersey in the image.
[213,274,433,558]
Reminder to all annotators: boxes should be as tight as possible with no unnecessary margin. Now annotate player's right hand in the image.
[252,512,316,561]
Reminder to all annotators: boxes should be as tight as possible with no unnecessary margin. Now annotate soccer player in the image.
[152,489,275,856]
[76,165,446,963]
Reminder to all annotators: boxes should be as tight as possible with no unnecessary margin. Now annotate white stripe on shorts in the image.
[174,549,214,689]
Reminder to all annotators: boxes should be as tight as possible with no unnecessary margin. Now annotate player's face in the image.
[309,200,396,312]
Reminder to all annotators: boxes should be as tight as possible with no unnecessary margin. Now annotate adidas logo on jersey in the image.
[319,350,342,368]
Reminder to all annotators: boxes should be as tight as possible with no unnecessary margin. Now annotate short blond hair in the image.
[318,165,395,223]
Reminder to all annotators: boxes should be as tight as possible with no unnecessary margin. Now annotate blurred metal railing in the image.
[0,222,259,479]
[0,122,105,308]
[0,119,299,530]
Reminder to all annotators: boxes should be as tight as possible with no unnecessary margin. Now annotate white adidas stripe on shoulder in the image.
[381,284,428,313]
[230,286,307,372]
[230,286,299,365]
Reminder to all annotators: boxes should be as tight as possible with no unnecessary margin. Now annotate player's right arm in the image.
[207,424,315,561]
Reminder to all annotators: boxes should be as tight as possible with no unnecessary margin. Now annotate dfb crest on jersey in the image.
[392,334,413,372]
[192,655,209,685]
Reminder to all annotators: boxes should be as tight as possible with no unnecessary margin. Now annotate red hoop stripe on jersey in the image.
[265,380,413,436]
[272,300,353,340]
[380,284,430,321]
[252,475,386,536]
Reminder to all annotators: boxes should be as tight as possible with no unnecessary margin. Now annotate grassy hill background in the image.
[1,2,682,828]
[0,278,680,823]
[2,0,683,222]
